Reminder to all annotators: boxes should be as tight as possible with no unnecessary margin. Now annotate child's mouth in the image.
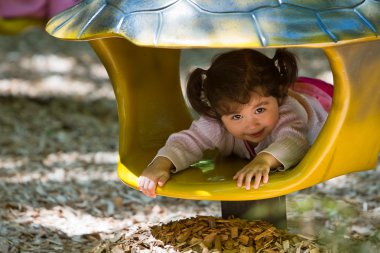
[249,129,264,138]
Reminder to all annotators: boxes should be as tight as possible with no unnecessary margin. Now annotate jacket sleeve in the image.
[154,116,226,172]
[258,99,309,170]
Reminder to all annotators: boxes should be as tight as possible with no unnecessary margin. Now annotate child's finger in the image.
[147,180,157,198]
[143,178,152,192]
[148,180,156,191]
[263,171,269,184]
[244,172,255,190]
[137,177,142,189]
[253,173,262,189]
[139,177,150,196]
[158,174,170,187]
[235,173,245,188]
[232,170,242,180]
[137,176,146,190]
[141,179,155,197]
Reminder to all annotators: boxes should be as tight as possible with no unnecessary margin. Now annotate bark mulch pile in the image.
[91,216,325,253]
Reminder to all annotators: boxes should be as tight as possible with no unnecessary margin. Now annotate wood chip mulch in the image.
[90,216,326,253]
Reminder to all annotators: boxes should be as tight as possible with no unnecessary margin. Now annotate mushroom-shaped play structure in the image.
[46,0,380,225]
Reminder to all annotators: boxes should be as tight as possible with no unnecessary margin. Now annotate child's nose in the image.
[246,116,260,129]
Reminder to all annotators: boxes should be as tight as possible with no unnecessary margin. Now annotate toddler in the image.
[138,49,333,198]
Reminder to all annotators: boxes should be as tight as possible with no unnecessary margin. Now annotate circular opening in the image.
[179,47,333,175]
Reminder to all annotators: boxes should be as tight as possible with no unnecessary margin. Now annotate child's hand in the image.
[233,153,280,190]
[138,156,173,198]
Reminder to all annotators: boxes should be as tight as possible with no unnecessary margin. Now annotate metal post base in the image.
[221,196,287,229]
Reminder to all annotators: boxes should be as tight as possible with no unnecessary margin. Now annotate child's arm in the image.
[233,152,281,190]
[138,156,173,198]
[154,116,227,172]
[139,116,227,197]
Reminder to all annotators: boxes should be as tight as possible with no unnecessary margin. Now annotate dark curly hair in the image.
[186,49,298,119]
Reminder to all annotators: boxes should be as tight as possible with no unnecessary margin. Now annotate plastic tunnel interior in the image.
[89,37,380,201]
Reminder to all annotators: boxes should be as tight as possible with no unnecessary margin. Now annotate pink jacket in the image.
[155,88,330,172]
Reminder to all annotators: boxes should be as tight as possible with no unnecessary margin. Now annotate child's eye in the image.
[231,114,243,120]
[255,107,266,114]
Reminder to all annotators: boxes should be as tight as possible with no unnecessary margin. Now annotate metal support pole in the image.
[221,196,287,229]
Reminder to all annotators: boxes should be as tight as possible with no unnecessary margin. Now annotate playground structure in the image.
[43,0,380,226]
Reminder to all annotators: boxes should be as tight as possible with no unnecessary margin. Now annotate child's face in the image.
[221,92,280,144]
